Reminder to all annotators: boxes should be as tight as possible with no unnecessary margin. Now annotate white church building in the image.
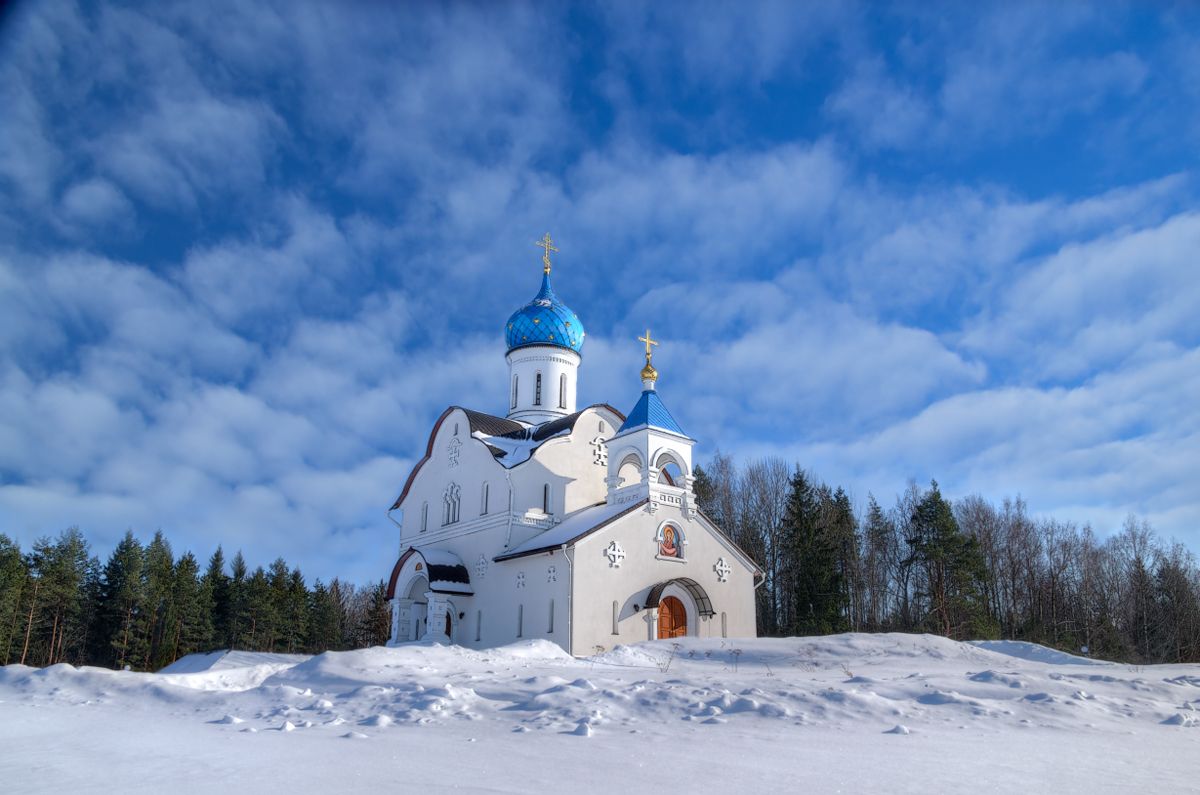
[384,236,761,655]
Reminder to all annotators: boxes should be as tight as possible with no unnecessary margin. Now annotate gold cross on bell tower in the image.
[535,233,558,274]
[638,328,659,384]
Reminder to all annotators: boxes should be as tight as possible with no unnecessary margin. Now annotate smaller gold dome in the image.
[641,361,658,382]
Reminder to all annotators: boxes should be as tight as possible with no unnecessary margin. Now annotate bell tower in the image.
[604,331,696,514]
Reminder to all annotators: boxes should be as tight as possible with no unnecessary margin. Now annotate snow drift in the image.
[1,633,1196,793]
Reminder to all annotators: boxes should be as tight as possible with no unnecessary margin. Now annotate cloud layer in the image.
[1,0,1197,582]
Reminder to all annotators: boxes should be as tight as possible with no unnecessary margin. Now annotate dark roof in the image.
[646,577,715,617]
[461,408,526,438]
[532,411,584,441]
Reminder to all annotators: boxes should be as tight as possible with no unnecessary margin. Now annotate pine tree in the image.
[830,488,861,631]
[0,534,29,665]
[203,547,229,647]
[356,582,391,648]
[281,568,309,653]
[244,567,275,651]
[35,529,95,666]
[306,579,343,653]
[267,558,291,651]
[100,531,146,669]
[227,551,249,649]
[905,482,992,639]
[167,552,210,664]
[141,532,176,670]
[781,472,846,636]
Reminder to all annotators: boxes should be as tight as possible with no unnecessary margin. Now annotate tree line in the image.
[694,454,1200,665]
[3,459,1197,671]
[0,529,390,671]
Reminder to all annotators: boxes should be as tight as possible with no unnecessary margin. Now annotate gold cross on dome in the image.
[535,233,558,274]
[638,329,658,358]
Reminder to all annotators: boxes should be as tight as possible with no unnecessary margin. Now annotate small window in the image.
[542,483,550,514]
[548,599,555,633]
[454,422,459,436]
[612,600,619,635]
[476,610,482,643]
[558,373,567,408]
[599,421,606,433]
[420,502,428,533]
[721,611,728,639]
[481,482,490,515]
[512,376,519,409]
[517,604,524,638]
[534,372,542,406]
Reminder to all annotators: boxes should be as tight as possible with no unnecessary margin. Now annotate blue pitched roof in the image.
[617,389,686,436]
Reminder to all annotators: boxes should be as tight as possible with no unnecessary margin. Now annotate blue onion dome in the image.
[505,270,586,354]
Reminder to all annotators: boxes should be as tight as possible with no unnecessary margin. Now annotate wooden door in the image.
[658,596,687,639]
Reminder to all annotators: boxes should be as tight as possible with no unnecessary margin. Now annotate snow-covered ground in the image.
[2,634,1197,793]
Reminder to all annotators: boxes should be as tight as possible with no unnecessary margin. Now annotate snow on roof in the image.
[413,548,474,595]
[470,415,577,468]
[495,498,647,561]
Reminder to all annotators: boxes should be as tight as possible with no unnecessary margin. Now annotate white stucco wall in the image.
[568,503,758,655]
[506,346,580,424]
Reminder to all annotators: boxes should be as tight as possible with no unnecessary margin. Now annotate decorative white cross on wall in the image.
[605,541,625,568]
[714,557,731,583]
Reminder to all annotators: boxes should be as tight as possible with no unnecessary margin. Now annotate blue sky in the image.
[1,1,1198,584]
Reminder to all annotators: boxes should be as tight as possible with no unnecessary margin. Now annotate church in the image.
[384,236,761,655]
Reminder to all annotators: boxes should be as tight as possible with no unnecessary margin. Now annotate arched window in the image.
[420,502,428,533]
[534,372,542,406]
[517,604,524,638]
[443,483,461,525]
[655,453,686,487]
[611,600,619,635]
[475,610,482,642]
[542,483,550,514]
[617,453,643,487]
[558,373,567,408]
[512,376,519,409]
[721,611,728,639]
[481,482,490,515]
[548,599,555,633]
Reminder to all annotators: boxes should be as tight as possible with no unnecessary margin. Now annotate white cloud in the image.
[961,210,1200,381]
[58,178,135,230]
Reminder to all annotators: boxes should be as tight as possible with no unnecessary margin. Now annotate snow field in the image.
[1,633,1197,793]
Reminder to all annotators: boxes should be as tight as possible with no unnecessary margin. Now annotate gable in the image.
[390,403,626,511]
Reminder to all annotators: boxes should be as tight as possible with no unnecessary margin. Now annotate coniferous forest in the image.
[2,455,1198,671]
[0,529,390,672]
[693,455,1200,665]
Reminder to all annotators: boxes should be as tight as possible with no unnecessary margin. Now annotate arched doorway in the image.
[406,575,429,640]
[658,595,687,638]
